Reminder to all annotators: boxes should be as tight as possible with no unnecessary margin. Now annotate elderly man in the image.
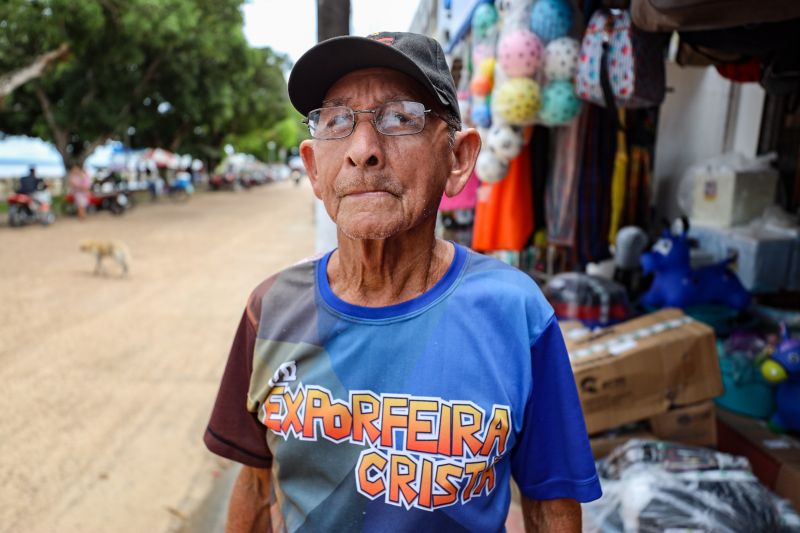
[204,32,600,532]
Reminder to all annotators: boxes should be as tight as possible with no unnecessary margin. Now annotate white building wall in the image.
[653,63,765,220]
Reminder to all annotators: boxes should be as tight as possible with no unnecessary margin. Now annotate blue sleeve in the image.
[510,316,602,502]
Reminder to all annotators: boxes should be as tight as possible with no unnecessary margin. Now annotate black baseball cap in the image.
[288,31,461,129]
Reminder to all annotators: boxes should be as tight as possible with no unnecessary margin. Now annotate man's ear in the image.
[299,140,321,199]
[444,129,482,198]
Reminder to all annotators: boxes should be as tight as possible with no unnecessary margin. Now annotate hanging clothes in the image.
[623,107,659,230]
[608,109,628,244]
[472,144,534,252]
[576,104,616,265]
[545,106,587,247]
[626,145,653,228]
[529,126,550,233]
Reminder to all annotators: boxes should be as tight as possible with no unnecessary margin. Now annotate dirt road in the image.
[0,181,316,532]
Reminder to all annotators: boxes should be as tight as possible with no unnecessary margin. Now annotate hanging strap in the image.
[600,12,623,131]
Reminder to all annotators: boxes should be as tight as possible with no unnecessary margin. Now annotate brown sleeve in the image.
[203,305,272,468]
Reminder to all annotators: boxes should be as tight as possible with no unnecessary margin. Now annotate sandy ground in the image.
[0,180,316,533]
[0,179,533,533]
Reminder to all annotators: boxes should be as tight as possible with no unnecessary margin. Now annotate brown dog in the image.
[79,239,131,276]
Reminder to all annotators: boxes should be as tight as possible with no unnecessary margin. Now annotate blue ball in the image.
[530,0,573,44]
[538,80,581,125]
[472,3,498,40]
[471,101,492,128]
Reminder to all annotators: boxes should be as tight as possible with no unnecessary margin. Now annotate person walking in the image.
[67,165,92,220]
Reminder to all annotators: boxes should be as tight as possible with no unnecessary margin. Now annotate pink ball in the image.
[498,30,544,77]
[472,43,494,67]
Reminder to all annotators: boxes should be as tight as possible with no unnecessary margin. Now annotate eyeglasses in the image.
[303,101,437,140]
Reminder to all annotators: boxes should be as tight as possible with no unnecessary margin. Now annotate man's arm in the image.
[521,496,581,533]
[225,466,272,533]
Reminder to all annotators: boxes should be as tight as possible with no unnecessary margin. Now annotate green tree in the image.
[228,105,309,162]
[0,0,289,170]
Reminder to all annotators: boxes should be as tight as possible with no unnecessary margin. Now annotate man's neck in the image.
[327,222,455,308]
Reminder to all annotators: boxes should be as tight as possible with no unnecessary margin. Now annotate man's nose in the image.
[344,115,384,169]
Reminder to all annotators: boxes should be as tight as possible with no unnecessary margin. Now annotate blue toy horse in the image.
[640,219,750,310]
[761,324,800,432]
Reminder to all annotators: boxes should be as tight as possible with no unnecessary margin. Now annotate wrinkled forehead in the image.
[322,67,434,108]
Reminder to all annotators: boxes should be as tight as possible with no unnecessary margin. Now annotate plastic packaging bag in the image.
[584,440,800,533]
[544,272,629,327]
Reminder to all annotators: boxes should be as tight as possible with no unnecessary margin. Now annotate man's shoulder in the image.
[458,247,554,335]
[245,253,322,326]
[461,247,540,291]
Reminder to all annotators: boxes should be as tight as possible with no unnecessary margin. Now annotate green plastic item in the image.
[714,340,775,419]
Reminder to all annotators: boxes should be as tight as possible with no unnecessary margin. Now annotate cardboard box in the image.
[717,408,800,512]
[590,429,655,459]
[691,167,778,228]
[650,400,717,448]
[559,320,592,341]
[567,309,723,434]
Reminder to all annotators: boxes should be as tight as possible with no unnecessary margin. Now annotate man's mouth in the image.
[346,190,392,197]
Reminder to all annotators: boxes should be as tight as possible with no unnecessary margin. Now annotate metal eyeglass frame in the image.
[302,101,447,140]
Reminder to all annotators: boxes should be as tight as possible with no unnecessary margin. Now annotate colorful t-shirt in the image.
[204,243,601,532]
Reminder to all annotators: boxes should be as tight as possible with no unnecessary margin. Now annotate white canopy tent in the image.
[0,136,65,179]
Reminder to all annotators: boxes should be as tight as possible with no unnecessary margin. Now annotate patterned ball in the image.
[476,150,510,183]
[472,3,499,40]
[497,30,544,77]
[470,73,492,97]
[538,80,581,125]
[471,100,492,128]
[478,57,496,78]
[530,0,574,44]
[487,125,525,161]
[494,78,541,126]
[544,37,580,82]
[472,43,494,67]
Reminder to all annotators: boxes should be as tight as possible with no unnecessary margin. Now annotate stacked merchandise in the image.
[583,440,800,532]
[450,0,664,271]
[560,309,724,454]
[441,0,800,520]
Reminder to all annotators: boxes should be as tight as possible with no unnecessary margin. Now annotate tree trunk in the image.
[316,0,350,42]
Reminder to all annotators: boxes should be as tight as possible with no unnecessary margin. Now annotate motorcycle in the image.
[62,188,130,216]
[7,189,56,226]
[209,172,236,191]
[167,174,194,201]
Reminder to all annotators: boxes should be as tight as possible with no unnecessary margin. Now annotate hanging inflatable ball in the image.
[471,100,492,128]
[470,73,493,97]
[472,43,494,67]
[487,125,525,161]
[530,0,574,44]
[497,30,544,78]
[544,37,580,82]
[478,57,496,78]
[538,80,581,125]
[494,78,541,126]
[472,3,498,40]
[476,150,510,183]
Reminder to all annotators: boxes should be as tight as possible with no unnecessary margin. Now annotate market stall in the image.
[428,0,800,527]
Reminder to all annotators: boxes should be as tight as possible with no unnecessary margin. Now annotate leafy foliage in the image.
[0,0,291,168]
[227,105,309,162]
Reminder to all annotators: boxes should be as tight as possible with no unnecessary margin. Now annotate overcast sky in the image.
[242,0,421,63]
